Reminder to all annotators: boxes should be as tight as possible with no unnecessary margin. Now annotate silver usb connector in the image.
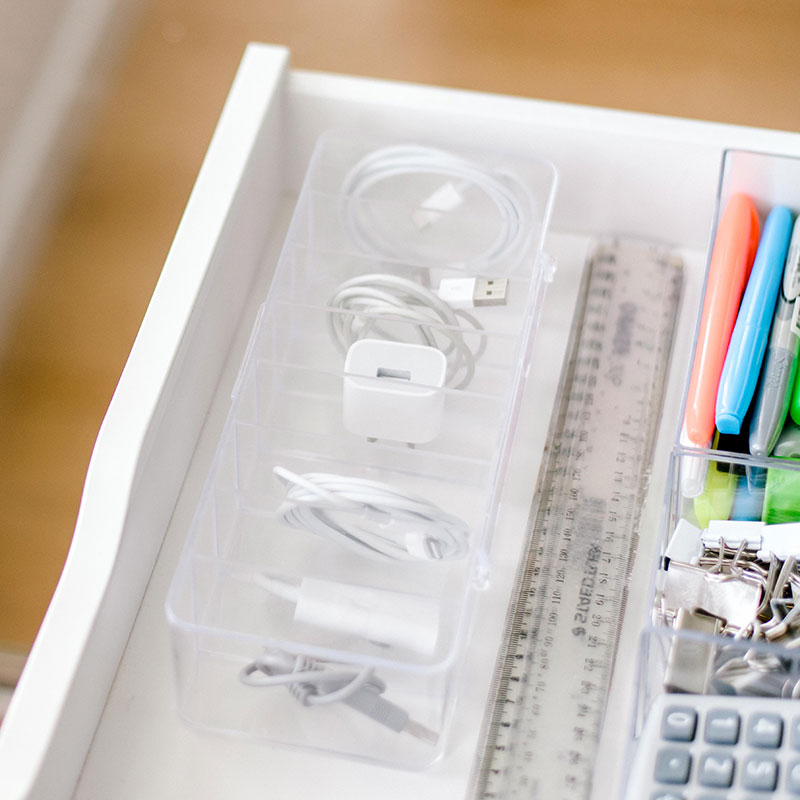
[437,276,509,308]
[472,278,509,306]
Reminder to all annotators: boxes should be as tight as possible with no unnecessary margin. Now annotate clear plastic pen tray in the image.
[676,148,800,467]
[165,132,557,767]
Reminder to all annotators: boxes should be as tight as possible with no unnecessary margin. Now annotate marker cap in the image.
[715,411,741,436]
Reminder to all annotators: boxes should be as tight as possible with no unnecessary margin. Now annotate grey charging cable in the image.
[240,650,437,742]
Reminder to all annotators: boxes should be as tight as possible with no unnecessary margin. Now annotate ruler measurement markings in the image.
[470,240,682,800]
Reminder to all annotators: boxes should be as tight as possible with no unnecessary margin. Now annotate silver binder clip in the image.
[661,560,762,630]
[664,608,724,694]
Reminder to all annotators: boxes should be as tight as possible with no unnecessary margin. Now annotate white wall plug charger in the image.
[255,575,440,656]
[328,273,491,389]
[343,338,447,443]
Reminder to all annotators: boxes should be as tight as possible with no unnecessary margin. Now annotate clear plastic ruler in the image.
[468,238,683,800]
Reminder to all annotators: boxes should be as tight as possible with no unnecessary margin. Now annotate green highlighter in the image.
[792,358,800,427]
[694,460,737,529]
[763,420,800,523]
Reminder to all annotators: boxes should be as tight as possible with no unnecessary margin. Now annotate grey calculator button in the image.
[788,759,800,794]
[661,707,697,742]
[792,718,800,750]
[704,709,740,745]
[654,747,691,784]
[742,755,778,791]
[747,713,783,748]
[650,791,684,800]
[698,751,734,788]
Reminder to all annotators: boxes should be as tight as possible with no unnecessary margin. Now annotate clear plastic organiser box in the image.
[630,149,800,775]
[165,131,558,767]
[652,450,800,644]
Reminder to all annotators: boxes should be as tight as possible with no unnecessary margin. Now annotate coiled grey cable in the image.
[327,273,486,389]
[241,650,374,706]
[273,466,470,562]
[339,144,530,269]
[240,649,438,741]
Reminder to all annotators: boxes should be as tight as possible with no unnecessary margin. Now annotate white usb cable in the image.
[273,466,470,562]
[339,144,530,269]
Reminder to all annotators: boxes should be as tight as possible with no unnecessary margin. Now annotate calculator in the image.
[624,694,800,799]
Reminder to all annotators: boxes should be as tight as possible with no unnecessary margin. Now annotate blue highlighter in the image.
[716,206,794,434]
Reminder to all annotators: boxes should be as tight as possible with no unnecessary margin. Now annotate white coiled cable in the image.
[273,466,470,562]
[339,144,529,269]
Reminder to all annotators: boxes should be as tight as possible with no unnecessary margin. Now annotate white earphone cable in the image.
[273,466,470,562]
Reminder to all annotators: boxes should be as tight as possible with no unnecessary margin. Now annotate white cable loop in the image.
[327,273,486,389]
[339,144,529,268]
[273,466,470,562]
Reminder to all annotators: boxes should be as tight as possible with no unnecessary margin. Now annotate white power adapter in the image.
[256,575,440,655]
[343,339,447,444]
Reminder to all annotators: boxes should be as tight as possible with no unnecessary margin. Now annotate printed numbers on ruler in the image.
[469,240,682,800]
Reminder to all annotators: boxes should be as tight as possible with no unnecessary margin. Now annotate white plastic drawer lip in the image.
[2,41,800,800]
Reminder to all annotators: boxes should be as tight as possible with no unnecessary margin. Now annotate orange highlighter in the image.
[684,193,761,446]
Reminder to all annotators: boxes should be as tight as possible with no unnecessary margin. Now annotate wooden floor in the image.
[1,0,799,657]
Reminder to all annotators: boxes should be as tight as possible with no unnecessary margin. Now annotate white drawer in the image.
[3,43,800,800]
